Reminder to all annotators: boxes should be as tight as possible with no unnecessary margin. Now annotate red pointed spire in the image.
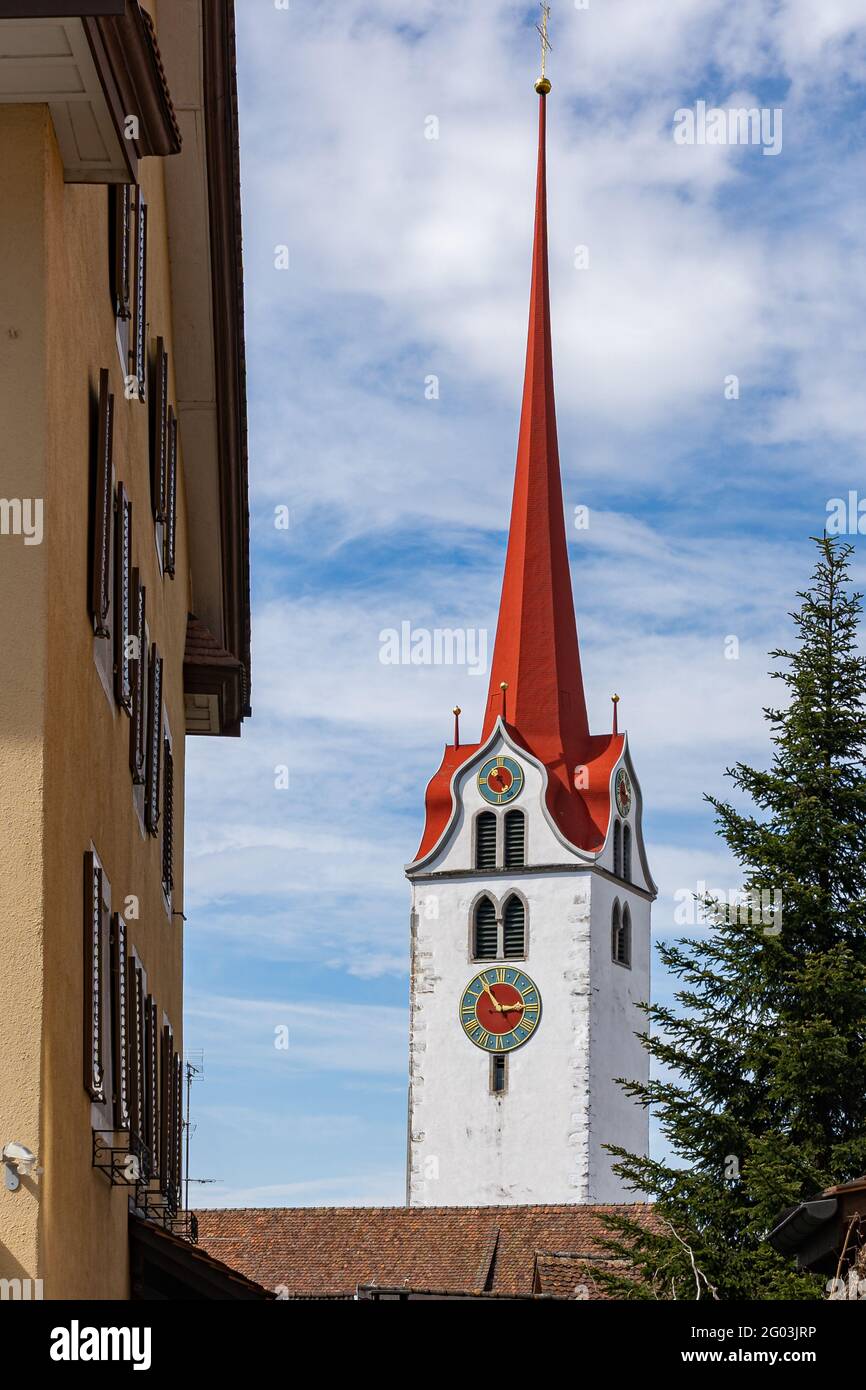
[411,83,625,866]
[482,91,589,762]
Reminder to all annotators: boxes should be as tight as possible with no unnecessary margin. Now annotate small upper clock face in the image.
[615,768,632,817]
[460,968,542,1052]
[478,756,524,805]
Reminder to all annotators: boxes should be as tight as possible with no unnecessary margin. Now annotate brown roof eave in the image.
[83,1,183,169]
[201,0,252,723]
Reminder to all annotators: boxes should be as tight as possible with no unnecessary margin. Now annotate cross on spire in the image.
[535,4,553,92]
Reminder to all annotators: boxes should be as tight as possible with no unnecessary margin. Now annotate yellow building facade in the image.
[0,0,251,1299]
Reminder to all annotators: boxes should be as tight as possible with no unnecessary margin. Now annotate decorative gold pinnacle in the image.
[535,3,552,94]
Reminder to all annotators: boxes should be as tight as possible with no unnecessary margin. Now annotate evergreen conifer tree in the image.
[602,536,866,1300]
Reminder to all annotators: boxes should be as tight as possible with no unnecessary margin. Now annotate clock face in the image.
[460,968,542,1052]
[615,768,632,817]
[477,756,524,806]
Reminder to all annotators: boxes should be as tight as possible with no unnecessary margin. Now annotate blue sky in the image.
[183,0,866,1207]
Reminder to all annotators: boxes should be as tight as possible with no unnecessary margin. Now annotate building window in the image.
[504,810,525,867]
[132,189,148,402]
[110,911,130,1132]
[612,901,631,968]
[623,824,632,883]
[110,184,132,322]
[144,994,159,1183]
[114,482,133,712]
[613,818,622,878]
[475,812,497,870]
[90,369,115,642]
[145,644,163,835]
[151,337,169,523]
[473,896,498,959]
[83,849,110,1104]
[162,730,174,905]
[165,407,178,578]
[109,184,132,374]
[129,574,148,784]
[503,895,526,959]
[491,1053,508,1095]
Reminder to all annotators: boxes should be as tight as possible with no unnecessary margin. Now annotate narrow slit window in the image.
[491,1053,508,1095]
[623,824,632,882]
[613,819,622,878]
[475,811,497,870]
[612,901,631,967]
[504,810,525,867]
[473,896,498,960]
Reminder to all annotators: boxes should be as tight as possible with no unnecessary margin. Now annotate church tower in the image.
[405,43,655,1207]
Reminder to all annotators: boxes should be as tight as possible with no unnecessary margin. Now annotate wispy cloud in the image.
[182,0,866,1204]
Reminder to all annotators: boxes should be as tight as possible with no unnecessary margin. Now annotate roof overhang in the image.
[158,0,251,736]
[0,1,181,182]
[767,1197,839,1269]
[129,1216,274,1300]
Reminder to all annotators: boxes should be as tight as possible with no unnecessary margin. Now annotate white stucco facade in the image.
[406,722,653,1206]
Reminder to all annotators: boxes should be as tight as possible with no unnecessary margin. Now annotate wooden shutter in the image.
[133,189,148,402]
[129,572,147,783]
[165,406,177,576]
[145,994,159,1181]
[145,644,163,834]
[151,338,168,520]
[111,184,132,321]
[172,1051,183,1201]
[110,912,130,1131]
[162,734,174,897]
[504,810,525,868]
[160,1023,173,1198]
[503,896,526,959]
[475,812,497,870]
[126,958,144,1149]
[83,851,107,1103]
[473,897,498,960]
[114,483,133,711]
[91,370,114,637]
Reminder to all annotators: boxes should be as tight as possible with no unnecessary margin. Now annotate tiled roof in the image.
[533,1251,630,1300]
[184,614,242,669]
[195,1204,657,1300]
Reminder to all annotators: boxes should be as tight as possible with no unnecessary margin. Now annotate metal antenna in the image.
[183,1050,204,1215]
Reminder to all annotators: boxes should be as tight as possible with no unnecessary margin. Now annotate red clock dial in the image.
[486,765,513,794]
[475,983,525,1035]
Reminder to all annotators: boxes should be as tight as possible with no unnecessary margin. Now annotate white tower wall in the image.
[406,727,651,1207]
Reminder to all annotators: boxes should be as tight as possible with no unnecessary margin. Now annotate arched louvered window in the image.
[504,810,525,867]
[612,901,631,967]
[473,896,498,960]
[503,895,526,959]
[623,824,632,883]
[613,819,622,878]
[475,812,497,870]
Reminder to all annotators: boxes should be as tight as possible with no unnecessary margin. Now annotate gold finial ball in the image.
[612,693,621,704]
[453,706,462,716]
[535,76,552,95]
[500,681,509,691]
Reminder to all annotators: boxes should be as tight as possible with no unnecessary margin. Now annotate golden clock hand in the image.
[480,979,503,1012]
